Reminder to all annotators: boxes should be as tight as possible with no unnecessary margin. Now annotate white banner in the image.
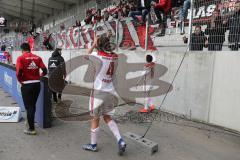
[0,106,22,123]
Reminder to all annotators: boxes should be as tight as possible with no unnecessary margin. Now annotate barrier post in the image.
[145,14,150,51]
[115,12,121,51]
[36,77,52,128]
[188,0,194,51]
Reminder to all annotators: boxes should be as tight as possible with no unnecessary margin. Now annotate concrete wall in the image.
[209,53,240,132]
[12,50,240,132]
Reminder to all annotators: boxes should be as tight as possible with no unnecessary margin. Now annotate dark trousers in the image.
[229,43,239,51]
[21,82,40,130]
[154,8,166,25]
[208,43,223,51]
[51,91,62,102]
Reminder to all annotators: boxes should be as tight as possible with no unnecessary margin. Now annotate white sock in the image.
[91,127,100,145]
[148,97,153,106]
[144,97,149,110]
[107,120,122,142]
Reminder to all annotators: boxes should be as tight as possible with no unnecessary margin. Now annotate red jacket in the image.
[3,51,11,62]
[16,52,47,84]
[155,0,172,14]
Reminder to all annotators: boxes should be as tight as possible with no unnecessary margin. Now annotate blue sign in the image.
[0,63,52,128]
[0,64,24,111]
[0,51,7,62]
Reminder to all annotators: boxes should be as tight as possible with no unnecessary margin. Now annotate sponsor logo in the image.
[27,61,38,69]
[102,79,113,83]
[0,108,18,120]
[4,72,12,88]
[49,62,57,68]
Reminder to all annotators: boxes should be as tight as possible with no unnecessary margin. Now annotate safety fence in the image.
[0,0,239,52]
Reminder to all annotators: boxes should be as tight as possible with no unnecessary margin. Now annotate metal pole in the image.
[115,12,121,52]
[145,14,149,51]
[187,0,194,51]
[115,20,119,51]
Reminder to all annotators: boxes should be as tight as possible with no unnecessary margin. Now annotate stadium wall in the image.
[12,51,240,132]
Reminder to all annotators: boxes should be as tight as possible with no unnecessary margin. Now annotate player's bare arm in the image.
[87,33,99,55]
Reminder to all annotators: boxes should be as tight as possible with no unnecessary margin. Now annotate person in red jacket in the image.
[151,0,172,36]
[3,51,11,64]
[16,43,47,135]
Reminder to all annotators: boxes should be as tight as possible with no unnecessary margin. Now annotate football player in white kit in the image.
[82,34,127,156]
[139,54,156,113]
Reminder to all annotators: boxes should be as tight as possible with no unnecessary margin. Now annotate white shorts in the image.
[89,90,118,117]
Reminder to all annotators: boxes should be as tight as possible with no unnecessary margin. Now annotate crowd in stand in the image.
[1,0,239,52]
[0,45,12,64]
[184,2,240,51]
[79,0,240,51]
[81,0,190,35]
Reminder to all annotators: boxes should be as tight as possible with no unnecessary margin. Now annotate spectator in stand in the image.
[122,3,131,17]
[84,9,94,25]
[128,0,151,25]
[74,20,81,27]
[183,25,207,51]
[1,45,11,64]
[93,9,103,24]
[103,10,110,21]
[3,49,11,64]
[179,0,191,34]
[111,0,131,19]
[1,44,6,52]
[43,33,54,51]
[107,30,115,44]
[227,2,240,51]
[129,1,137,12]
[151,0,172,36]
[205,9,227,51]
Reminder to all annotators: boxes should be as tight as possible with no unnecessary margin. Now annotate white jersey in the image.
[90,51,118,92]
[142,62,155,84]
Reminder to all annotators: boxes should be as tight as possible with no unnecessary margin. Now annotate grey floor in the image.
[0,86,240,160]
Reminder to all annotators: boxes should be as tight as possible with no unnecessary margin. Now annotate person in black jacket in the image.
[48,48,66,103]
[43,33,54,51]
[205,9,227,51]
[128,0,151,25]
[183,25,207,51]
[228,3,240,51]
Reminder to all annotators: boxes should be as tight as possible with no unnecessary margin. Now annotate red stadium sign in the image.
[56,20,157,51]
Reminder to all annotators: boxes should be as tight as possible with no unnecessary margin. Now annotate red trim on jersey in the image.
[16,52,46,83]
[144,62,155,68]
[144,62,155,79]
[97,51,118,58]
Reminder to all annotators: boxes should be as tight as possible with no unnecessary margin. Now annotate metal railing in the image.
[1,0,240,52]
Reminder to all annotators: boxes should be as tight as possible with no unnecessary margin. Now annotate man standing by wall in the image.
[16,43,47,135]
[205,9,227,51]
[48,48,66,103]
[228,2,240,51]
